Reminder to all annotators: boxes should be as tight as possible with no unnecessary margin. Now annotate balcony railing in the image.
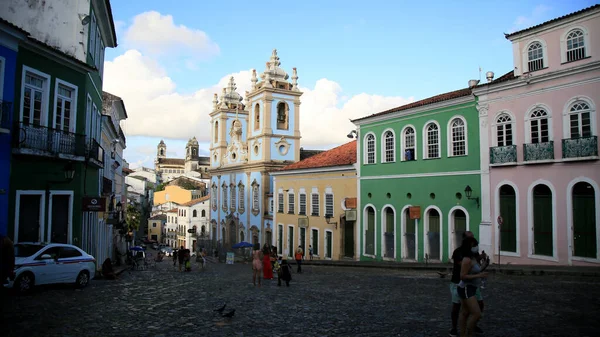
[523,141,554,162]
[562,136,598,159]
[0,100,13,130]
[13,122,86,158]
[88,139,104,168]
[490,145,517,165]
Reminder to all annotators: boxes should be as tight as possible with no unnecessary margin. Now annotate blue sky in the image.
[102,0,597,169]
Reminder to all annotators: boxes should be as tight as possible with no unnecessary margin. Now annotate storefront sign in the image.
[226,252,234,265]
[82,197,106,212]
[345,209,357,221]
[409,206,421,220]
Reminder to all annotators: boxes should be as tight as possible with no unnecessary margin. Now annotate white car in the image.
[7,242,96,293]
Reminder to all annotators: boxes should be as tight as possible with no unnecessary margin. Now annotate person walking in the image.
[252,243,263,287]
[309,245,313,260]
[295,246,304,273]
[457,237,488,337]
[172,249,178,268]
[449,231,485,337]
[178,246,185,271]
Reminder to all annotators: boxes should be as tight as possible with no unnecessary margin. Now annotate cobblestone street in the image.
[1,259,599,337]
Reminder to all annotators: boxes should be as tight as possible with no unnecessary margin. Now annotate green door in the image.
[365,207,375,255]
[499,185,517,253]
[533,185,553,256]
[427,210,440,260]
[311,229,319,256]
[405,209,416,260]
[453,210,467,252]
[325,231,332,259]
[300,228,306,256]
[344,220,355,258]
[573,182,597,258]
[288,227,294,258]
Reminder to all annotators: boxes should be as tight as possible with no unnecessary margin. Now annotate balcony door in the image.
[22,71,47,126]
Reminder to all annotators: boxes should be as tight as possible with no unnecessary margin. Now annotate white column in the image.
[477,102,493,261]
[355,126,361,261]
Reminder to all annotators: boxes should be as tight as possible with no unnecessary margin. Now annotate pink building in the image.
[474,5,600,266]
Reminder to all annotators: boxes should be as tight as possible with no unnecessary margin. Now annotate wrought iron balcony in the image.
[88,139,104,168]
[0,100,13,131]
[490,145,517,165]
[523,141,554,162]
[13,122,86,158]
[562,136,598,159]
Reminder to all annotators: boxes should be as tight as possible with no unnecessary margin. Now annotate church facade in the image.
[209,49,308,250]
[155,138,210,183]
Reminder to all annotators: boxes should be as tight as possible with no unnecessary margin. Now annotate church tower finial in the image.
[292,67,299,91]
[212,93,218,109]
[251,69,258,90]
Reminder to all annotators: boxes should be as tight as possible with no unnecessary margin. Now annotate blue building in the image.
[209,49,309,250]
[0,20,26,236]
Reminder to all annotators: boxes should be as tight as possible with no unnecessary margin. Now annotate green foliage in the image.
[126,203,141,231]
[155,183,166,191]
[177,180,199,190]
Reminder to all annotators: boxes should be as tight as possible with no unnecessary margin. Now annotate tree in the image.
[126,203,141,231]
[155,183,166,191]
[177,179,199,190]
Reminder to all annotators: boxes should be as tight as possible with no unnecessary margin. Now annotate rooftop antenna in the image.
[479,66,482,82]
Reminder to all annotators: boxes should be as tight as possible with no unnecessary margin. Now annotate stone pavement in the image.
[1,260,599,337]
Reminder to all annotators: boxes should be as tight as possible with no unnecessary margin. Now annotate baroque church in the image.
[209,49,322,249]
[155,138,211,183]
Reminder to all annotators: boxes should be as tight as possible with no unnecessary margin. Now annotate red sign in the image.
[82,197,106,212]
[409,206,421,220]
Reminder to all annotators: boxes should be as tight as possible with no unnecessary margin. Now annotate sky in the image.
[103,0,598,169]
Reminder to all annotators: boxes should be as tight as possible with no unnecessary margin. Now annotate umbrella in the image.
[232,241,253,249]
[130,246,146,251]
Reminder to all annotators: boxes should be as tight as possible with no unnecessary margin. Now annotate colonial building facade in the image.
[271,141,358,260]
[209,49,305,250]
[351,88,484,263]
[155,138,210,183]
[2,0,117,247]
[474,5,600,266]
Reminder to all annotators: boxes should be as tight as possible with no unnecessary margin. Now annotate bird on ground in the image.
[222,309,236,318]
[214,304,226,314]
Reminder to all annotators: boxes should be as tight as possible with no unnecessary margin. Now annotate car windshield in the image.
[14,244,45,257]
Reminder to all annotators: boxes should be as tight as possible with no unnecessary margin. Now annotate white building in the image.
[173,196,211,251]
[129,167,159,185]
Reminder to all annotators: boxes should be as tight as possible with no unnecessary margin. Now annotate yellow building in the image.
[148,214,166,242]
[153,185,203,206]
[271,141,358,261]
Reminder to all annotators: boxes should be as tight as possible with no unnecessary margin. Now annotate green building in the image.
[6,0,117,248]
[351,88,482,262]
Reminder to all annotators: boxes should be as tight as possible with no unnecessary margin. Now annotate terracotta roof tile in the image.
[166,208,178,213]
[352,88,472,122]
[122,167,134,175]
[149,214,167,221]
[180,195,210,206]
[505,5,600,39]
[473,70,518,88]
[299,149,325,160]
[280,141,356,171]
[157,158,185,166]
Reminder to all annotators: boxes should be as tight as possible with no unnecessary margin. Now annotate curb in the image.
[93,265,130,280]
[298,261,600,277]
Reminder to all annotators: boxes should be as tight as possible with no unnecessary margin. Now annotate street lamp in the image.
[347,130,357,139]
[64,162,76,181]
[116,201,122,212]
[464,185,480,208]
[324,214,338,229]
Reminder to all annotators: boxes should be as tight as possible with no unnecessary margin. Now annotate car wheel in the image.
[15,272,35,294]
[75,271,90,288]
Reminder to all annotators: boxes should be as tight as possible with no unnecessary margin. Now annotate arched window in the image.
[496,114,513,146]
[365,134,375,164]
[202,210,206,217]
[424,122,440,159]
[528,42,544,72]
[276,102,288,130]
[568,102,592,139]
[450,118,466,156]
[192,210,197,217]
[529,108,549,143]
[222,184,228,211]
[566,29,585,62]
[238,184,245,211]
[214,121,219,142]
[402,127,416,161]
[230,184,236,211]
[382,130,395,163]
[254,104,260,130]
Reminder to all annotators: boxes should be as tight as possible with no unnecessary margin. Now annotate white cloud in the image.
[509,5,552,33]
[122,11,219,59]
[105,50,414,151]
